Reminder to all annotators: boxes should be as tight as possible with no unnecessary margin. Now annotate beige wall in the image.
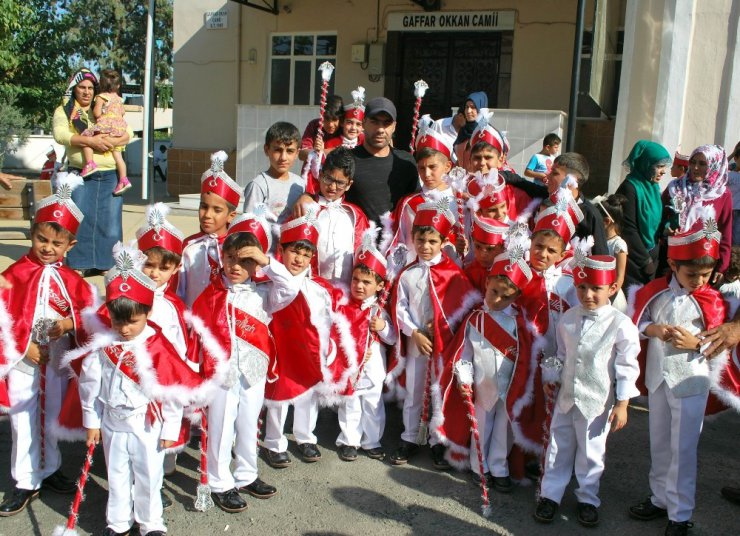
[174,0,581,149]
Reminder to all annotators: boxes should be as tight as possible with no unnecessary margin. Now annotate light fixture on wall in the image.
[248,48,257,64]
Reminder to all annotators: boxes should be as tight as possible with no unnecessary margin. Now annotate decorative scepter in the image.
[32,318,55,470]
[409,80,429,153]
[455,360,491,517]
[445,166,469,257]
[194,411,215,512]
[52,442,97,536]
[538,356,564,488]
[417,325,435,445]
[316,62,336,145]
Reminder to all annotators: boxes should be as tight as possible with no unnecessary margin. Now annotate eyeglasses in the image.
[320,175,350,190]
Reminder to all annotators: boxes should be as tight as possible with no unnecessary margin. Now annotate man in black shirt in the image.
[294,97,418,224]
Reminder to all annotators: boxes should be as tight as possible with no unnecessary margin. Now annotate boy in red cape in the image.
[188,210,298,513]
[330,224,397,462]
[0,172,95,516]
[463,213,507,293]
[628,209,740,536]
[387,201,481,469]
[263,208,348,467]
[177,151,240,307]
[64,243,214,536]
[434,230,538,494]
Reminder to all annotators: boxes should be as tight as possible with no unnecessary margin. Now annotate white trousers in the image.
[102,413,166,535]
[648,382,707,522]
[400,355,439,445]
[336,384,385,449]
[470,398,512,477]
[7,365,65,490]
[263,392,319,452]
[207,376,265,493]
[540,405,610,507]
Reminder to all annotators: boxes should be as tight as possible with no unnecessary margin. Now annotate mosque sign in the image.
[387,10,515,32]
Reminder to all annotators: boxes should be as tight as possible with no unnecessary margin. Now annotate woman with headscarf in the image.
[662,145,732,279]
[453,91,488,170]
[52,68,131,275]
[615,140,672,287]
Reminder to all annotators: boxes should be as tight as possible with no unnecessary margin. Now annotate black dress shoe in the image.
[577,502,599,527]
[361,447,386,460]
[721,486,740,505]
[211,488,248,513]
[338,445,358,462]
[100,528,130,536]
[665,520,693,536]
[491,475,514,493]
[297,443,322,462]
[630,497,668,520]
[471,471,492,485]
[239,478,277,499]
[0,488,39,517]
[390,441,419,465]
[161,489,173,510]
[264,449,292,469]
[42,470,77,494]
[534,497,558,523]
[430,444,451,471]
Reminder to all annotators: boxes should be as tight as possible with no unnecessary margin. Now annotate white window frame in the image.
[268,32,338,105]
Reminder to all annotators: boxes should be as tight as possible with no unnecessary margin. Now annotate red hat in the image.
[572,252,616,286]
[354,223,387,280]
[489,239,533,289]
[667,211,721,261]
[280,205,319,246]
[201,151,241,208]
[533,188,584,243]
[470,114,504,155]
[34,172,84,235]
[136,203,184,255]
[343,86,365,121]
[413,200,456,238]
[466,170,507,210]
[673,150,690,167]
[105,242,156,307]
[415,115,453,160]
[228,204,276,252]
[471,214,507,245]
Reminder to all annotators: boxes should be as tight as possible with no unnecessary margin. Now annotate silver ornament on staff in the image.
[409,80,429,153]
[538,355,563,492]
[31,317,55,470]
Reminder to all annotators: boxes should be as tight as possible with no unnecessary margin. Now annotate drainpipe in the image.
[566,0,586,151]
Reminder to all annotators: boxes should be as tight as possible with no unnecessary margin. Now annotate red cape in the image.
[630,274,739,414]
[386,254,482,396]
[464,259,489,295]
[0,254,95,410]
[265,275,345,404]
[434,306,537,467]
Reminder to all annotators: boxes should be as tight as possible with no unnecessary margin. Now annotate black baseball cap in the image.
[364,97,397,121]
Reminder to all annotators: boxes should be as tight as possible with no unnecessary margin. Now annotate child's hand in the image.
[0,274,11,288]
[671,326,702,351]
[239,246,269,268]
[455,234,468,258]
[412,329,433,357]
[608,401,628,432]
[160,439,175,449]
[86,428,101,446]
[48,318,74,340]
[26,342,49,365]
[543,382,558,398]
[313,137,324,153]
[369,316,386,333]
[645,323,674,342]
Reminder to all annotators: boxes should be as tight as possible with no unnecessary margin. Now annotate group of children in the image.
[0,94,739,536]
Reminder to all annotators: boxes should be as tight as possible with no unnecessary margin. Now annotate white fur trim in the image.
[48,420,87,442]
[379,211,395,258]
[625,283,643,319]
[708,348,740,413]
[445,289,483,332]
[0,296,24,379]
[52,526,79,536]
[509,328,547,453]
[517,198,543,223]
[324,309,360,402]
[183,310,230,399]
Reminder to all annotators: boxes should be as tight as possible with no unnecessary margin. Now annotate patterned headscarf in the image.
[62,68,99,134]
[667,144,729,230]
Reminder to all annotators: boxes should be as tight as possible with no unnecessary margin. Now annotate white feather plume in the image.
[145,202,170,229]
[248,202,278,222]
[360,220,380,252]
[54,172,85,200]
[108,240,146,282]
[350,86,365,105]
[414,79,429,98]
[445,166,468,193]
[210,150,228,172]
